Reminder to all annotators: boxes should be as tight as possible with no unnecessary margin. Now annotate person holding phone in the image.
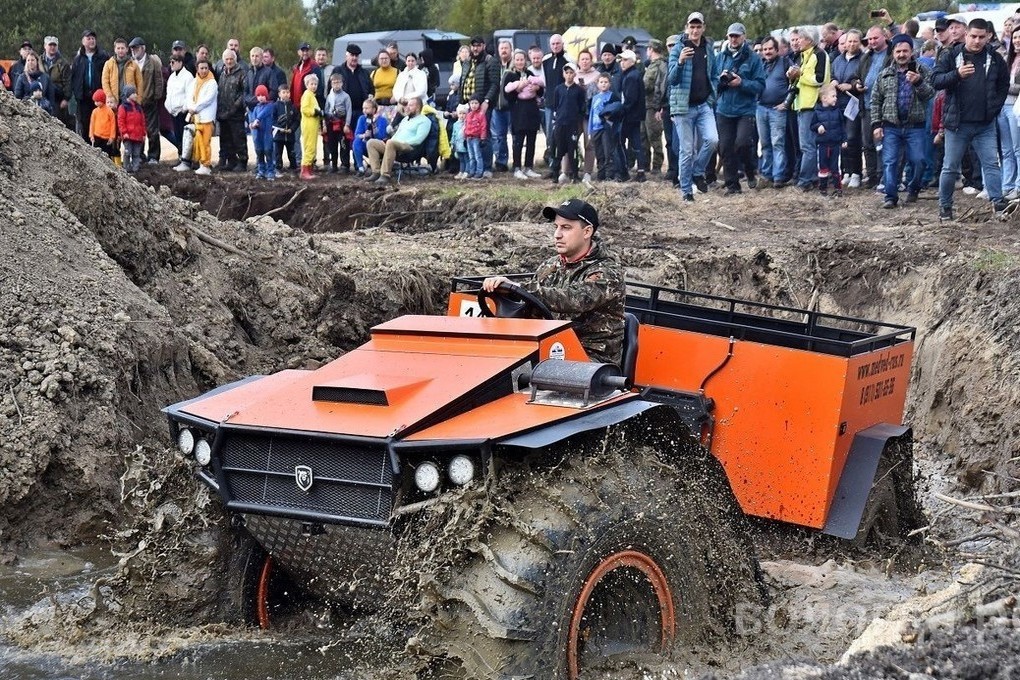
[932,18,1010,219]
[666,11,719,202]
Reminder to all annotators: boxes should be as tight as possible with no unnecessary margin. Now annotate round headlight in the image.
[448,455,475,486]
[177,427,195,455]
[194,439,212,467]
[414,461,441,493]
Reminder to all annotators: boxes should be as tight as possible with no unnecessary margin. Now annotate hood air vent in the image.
[312,386,388,405]
[311,374,432,406]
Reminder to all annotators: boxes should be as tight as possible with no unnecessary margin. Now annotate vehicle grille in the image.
[243,514,396,606]
[219,432,393,523]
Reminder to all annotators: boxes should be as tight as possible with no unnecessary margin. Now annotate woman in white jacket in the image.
[187,60,219,175]
[164,55,195,161]
[392,53,428,111]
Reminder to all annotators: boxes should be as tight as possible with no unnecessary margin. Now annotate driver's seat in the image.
[621,312,639,386]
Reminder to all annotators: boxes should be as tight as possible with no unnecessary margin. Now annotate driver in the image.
[482,199,625,365]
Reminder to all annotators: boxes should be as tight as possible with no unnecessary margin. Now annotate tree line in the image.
[6,0,953,62]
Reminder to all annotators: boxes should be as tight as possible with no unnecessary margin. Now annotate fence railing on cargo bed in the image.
[451,276,915,358]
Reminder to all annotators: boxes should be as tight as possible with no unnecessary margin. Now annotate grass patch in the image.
[972,249,1018,272]
[431,184,584,203]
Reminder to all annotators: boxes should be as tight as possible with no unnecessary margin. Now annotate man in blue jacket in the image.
[667,12,718,202]
[712,23,765,194]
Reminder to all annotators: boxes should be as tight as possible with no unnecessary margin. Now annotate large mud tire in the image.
[421,425,762,679]
[852,434,925,550]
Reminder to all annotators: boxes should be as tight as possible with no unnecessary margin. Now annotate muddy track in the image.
[1,89,1019,677]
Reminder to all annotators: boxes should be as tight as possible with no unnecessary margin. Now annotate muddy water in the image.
[0,544,945,679]
[0,640,372,680]
[0,547,397,680]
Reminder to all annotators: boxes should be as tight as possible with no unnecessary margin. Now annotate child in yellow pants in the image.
[300,73,321,180]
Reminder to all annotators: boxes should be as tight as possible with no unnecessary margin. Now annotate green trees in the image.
[3,0,198,57]
[313,0,420,43]
[3,0,309,59]
[194,0,312,57]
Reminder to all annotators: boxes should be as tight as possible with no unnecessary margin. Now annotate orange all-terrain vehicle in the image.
[164,276,920,679]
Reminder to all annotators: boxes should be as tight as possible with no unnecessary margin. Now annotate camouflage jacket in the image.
[525,236,625,365]
[644,56,668,110]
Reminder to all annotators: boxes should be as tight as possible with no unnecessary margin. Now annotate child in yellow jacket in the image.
[89,89,119,164]
[300,73,321,180]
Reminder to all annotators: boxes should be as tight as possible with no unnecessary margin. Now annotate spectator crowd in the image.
[3,9,1020,218]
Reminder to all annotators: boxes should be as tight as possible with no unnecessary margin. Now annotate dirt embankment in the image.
[1,86,1019,676]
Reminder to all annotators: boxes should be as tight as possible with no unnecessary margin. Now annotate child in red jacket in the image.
[117,85,146,173]
[463,95,488,179]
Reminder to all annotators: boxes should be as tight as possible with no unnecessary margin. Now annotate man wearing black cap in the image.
[9,41,33,84]
[621,35,644,75]
[462,35,500,175]
[291,41,323,107]
[73,30,112,135]
[482,199,625,365]
[338,43,373,122]
[942,14,968,51]
[933,17,951,50]
[172,40,197,75]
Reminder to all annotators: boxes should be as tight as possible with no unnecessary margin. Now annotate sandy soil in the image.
[1,88,1018,678]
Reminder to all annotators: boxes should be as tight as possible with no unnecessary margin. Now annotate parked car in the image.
[331,29,468,107]
[492,29,556,53]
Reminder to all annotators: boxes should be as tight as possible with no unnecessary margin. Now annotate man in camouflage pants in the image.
[482,199,625,365]
[643,39,668,174]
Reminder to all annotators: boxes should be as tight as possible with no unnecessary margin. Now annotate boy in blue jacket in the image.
[811,85,847,196]
[352,98,388,175]
[248,85,277,179]
[588,73,622,181]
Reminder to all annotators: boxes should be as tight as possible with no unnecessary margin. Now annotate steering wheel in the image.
[477,281,554,320]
